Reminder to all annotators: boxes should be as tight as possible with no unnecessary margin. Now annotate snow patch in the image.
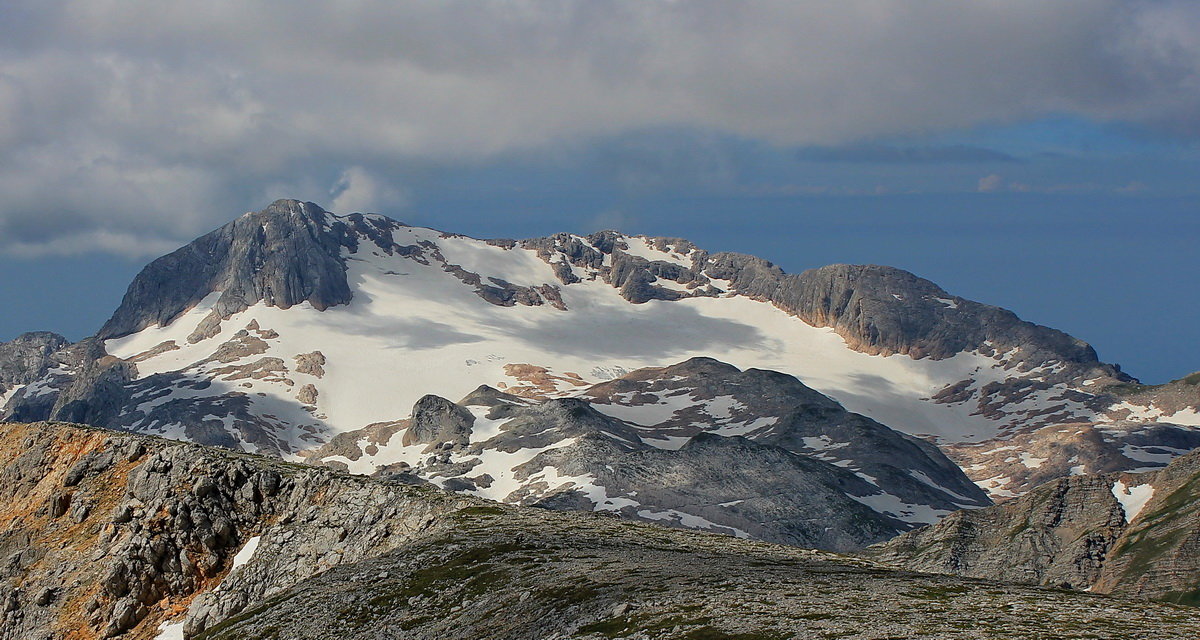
[154,620,186,640]
[849,491,950,525]
[1121,444,1191,466]
[1019,453,1048,469]
[635,508,751,538]
[1112,480,1155,522]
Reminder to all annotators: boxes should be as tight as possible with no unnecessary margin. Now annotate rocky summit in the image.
[2,199,1200,638]
[5,420,1200,640]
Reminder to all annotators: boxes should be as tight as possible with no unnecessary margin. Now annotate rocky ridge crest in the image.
[4,420,1199,640]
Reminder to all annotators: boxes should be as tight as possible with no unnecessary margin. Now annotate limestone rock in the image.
[869,449,1200,603]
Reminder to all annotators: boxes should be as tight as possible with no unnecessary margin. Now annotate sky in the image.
[1,1,1198,382]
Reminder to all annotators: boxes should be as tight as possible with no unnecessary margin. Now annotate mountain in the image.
[5,421,1199,640]
[870,448,1200,604]
[944,419,1200,498]
[306,357,991,550]
[2,198,1199,535]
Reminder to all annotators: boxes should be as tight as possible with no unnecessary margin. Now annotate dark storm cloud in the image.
[0,0,1197,255]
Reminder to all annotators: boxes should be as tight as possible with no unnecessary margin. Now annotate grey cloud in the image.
[585,130,746,193]
[1,1,1197,255]
[797,145,1019,165]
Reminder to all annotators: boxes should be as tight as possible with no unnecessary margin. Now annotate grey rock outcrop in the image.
[522,230,1126,379]
[522,431,904,550]
[1099,372,1200,419]
[0,332,69,394]
[48,338,137,428]
[402,394,476,450]
[98,200,358,340]
[870,449,1200,603]
[582,357,991,514]
[946,420,1200,499]
[0,421,472,639]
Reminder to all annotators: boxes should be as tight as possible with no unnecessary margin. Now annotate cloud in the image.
[977,174,1006,193]
[797,144,1019,164]
[0,1,1197,254]
[588,209,635,233]
[2,230,180,259]
[329,167,410,215]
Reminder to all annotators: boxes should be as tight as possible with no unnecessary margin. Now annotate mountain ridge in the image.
[2,199,1198,547]
[97,200,1125,378]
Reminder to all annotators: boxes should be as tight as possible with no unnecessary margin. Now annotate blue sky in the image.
[1,2,1197,382]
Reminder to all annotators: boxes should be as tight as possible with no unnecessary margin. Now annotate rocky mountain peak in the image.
[0,331,70,393]
[98,200,356,341]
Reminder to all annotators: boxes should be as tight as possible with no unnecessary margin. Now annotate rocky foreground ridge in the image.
[870,447,1200,603]
[4,420,1200,640]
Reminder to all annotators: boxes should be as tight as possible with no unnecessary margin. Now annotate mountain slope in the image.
[869,448,1200,603]
[5,421,1199,640]
[3,199,1198,507]
[945,420,1200,498]
[307,357,990,549]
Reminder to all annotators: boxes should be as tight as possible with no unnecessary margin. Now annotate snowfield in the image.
[104,219,1085,456]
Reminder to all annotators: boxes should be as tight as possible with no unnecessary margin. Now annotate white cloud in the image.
[0,1,1197,254]
[329,167,410,215]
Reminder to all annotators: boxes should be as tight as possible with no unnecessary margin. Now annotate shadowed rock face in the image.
[0,421,473,640]
[869,449,1200,604]
[402,395,476,449]
[98,200,359,341]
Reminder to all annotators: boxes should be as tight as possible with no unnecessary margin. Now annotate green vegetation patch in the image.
[1160,589,1200,607]
[336,540,533,626]
[1112,473,1200,579]
[452,504,506,519]
[194,592,300,639]
[679,627,790,640]
[1103,382,1164,397]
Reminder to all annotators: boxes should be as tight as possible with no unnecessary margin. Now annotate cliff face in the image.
[869,449,1200,604]
[0,421,472,640]
[98,200,358,341]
